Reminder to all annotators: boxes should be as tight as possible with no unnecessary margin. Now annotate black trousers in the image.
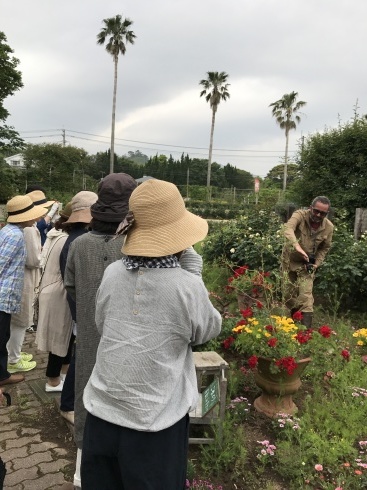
[60,349,75,412]
[46,334,75,377]
[0,311,11,382]
[81,412,189,490]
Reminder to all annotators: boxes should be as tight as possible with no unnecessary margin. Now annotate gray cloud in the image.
[2,0,367,177]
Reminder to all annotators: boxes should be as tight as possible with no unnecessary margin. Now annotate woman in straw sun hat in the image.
[26,187,59,246]
[0,195,47,387]
[7,191,46,374]
[35,202,74,396]
[57,191,98,428]
[81,179,222,490]
[63,173,137,488]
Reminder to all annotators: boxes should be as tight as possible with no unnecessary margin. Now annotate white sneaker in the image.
[45,380,64,392]
[61,410,75,424]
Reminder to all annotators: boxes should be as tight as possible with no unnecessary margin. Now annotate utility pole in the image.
[62,129,66,147]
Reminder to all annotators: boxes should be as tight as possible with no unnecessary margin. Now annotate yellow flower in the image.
[264,332,271,338]
[232,325,245,333]
[353,328,367,339]
[357,340,364,346]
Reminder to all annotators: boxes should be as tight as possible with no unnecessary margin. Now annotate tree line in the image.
[0,143,255,203]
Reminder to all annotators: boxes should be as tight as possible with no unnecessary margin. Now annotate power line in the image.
[18,128,296,155]
[66,134,282,158]
[66,129,289,153]
[22,134,60,139]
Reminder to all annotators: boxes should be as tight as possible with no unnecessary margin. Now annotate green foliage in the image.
[200,414,248,478]
[272,356,367,489]
[270,91,306,134]
[202,208,367,311]
[195,255,367,488]
[97,15,136,59]
[0,31,24,152]
[295,115,367,217]
[264,163,301,189]
[0,31,23,120]
[23,143,97,195]
[187,201,243,219]
[194,315,234,353]
[201,209,283,270]
[0,160,19,202]
[313,216,367,310]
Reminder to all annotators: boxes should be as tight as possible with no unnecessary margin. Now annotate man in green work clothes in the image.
[282,196,334,327]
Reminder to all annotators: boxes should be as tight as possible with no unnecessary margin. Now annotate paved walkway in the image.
[0,332,76,489]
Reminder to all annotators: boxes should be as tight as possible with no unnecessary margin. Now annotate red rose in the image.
[248,355,258,369]
[241,307,253,318]
[295,331,312,344]
[265,325,274,332]
[267,337,277,347]
[256,301,264,309]
[341,349,350,361]
[318,325,332,338]
[236,319,247,326]
[275,356,298,375]
[223,336,235,350]
[234,265,248,276]
[292,311,303,321]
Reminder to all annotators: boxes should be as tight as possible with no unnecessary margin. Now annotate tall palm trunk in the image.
[283,128,289,192]
[207,108,216,191]
[110,55,118,174]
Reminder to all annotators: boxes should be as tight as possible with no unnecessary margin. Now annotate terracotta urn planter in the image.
[254,356,311,418]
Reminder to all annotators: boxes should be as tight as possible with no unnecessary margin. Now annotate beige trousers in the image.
[284,267,315,313]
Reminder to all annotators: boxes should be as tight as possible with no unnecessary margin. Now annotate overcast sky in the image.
[2,0,366,177]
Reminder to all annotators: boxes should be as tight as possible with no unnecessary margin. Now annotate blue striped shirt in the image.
[0,224,26,314]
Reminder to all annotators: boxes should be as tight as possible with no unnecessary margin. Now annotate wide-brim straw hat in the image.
[7,195,48,223]
[27,190,55,208]
[122,179,208,257]
[65,191,98,224]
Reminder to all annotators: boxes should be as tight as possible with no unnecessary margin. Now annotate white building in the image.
[4,153,25,168]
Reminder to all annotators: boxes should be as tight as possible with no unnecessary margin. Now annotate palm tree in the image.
[269,91,306,192]
[199,71,230,192]
[97,15,136,174]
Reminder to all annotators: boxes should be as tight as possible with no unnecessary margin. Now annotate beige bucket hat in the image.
[65,191,98,224]
[122,179,208,257]
[26,190,55,207]
[6,195,48,223]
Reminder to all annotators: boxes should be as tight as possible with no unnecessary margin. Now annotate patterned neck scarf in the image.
[122,255,181,270]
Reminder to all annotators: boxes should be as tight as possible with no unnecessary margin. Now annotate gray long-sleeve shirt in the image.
[83,261,221,432]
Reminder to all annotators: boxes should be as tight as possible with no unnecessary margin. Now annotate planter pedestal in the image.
[254,357,311,418]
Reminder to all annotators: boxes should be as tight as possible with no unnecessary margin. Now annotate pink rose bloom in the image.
[315,464,323,471]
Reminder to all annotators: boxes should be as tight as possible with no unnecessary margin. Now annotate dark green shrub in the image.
[201,210,283,271]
